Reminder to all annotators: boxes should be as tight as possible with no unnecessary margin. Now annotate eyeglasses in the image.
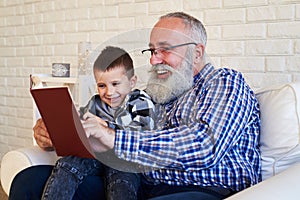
[141,42,197,56]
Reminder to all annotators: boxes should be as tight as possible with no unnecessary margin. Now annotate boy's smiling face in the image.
[94,66,137,108]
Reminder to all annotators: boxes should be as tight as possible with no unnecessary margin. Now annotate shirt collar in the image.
[193,63,214,84]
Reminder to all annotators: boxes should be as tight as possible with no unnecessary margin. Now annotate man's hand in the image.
[82,113,115,152]
[33,118,54,151]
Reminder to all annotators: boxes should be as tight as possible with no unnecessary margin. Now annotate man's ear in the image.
[194,43,205,64]
[130,75,137,88]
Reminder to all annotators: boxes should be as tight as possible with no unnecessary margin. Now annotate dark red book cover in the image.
[30,84,95,159]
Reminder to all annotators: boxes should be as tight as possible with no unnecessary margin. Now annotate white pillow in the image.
[255,82,300,180]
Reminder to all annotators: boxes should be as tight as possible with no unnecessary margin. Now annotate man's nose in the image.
[150,53,164,65]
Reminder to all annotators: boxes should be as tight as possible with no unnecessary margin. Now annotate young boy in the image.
[42,46,156,200]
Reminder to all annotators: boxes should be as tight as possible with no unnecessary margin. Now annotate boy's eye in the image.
[98,84,105,88]
[112,82,120,86]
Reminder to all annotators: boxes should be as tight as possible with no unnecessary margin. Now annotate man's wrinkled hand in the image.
[33,118,54,151]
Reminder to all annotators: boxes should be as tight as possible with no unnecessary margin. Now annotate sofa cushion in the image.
[255,82,300,180]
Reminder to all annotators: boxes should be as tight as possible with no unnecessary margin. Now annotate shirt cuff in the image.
[114,130,140,162]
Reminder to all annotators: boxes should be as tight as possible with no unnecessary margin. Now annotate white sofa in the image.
[1,82,300,199]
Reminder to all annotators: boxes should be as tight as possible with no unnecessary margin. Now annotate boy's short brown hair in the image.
[93,46,134,78]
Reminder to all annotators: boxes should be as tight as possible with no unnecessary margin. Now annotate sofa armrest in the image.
[225,162,300,200]
[0,146,59,195]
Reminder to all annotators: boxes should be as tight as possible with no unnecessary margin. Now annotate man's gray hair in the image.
[160,12,207,47]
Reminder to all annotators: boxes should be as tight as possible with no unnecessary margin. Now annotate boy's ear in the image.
[130,75,137,88]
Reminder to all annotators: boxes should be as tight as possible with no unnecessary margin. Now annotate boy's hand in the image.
[82,113,115,152]
[82,112,108,127]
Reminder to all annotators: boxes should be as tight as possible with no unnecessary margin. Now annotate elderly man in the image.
[9,12,261,200]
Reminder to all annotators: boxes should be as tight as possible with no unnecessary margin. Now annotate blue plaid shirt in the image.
[115,63,261,191]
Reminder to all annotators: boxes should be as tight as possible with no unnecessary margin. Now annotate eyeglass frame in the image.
[141,42,198,56]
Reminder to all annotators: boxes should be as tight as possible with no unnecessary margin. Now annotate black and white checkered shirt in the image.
[79,89,156,131]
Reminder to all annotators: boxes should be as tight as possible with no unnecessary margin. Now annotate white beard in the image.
[146,53,194,104]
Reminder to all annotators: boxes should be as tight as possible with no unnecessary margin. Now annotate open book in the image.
[30,75,95,158]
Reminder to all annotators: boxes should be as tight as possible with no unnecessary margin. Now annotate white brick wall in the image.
[0,0,299,161]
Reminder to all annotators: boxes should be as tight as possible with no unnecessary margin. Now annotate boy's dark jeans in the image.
[105,167,140,200]
[42,156,103,200]
[42,156,140,200]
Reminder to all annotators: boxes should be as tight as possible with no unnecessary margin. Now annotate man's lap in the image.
[9,165,233,200]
